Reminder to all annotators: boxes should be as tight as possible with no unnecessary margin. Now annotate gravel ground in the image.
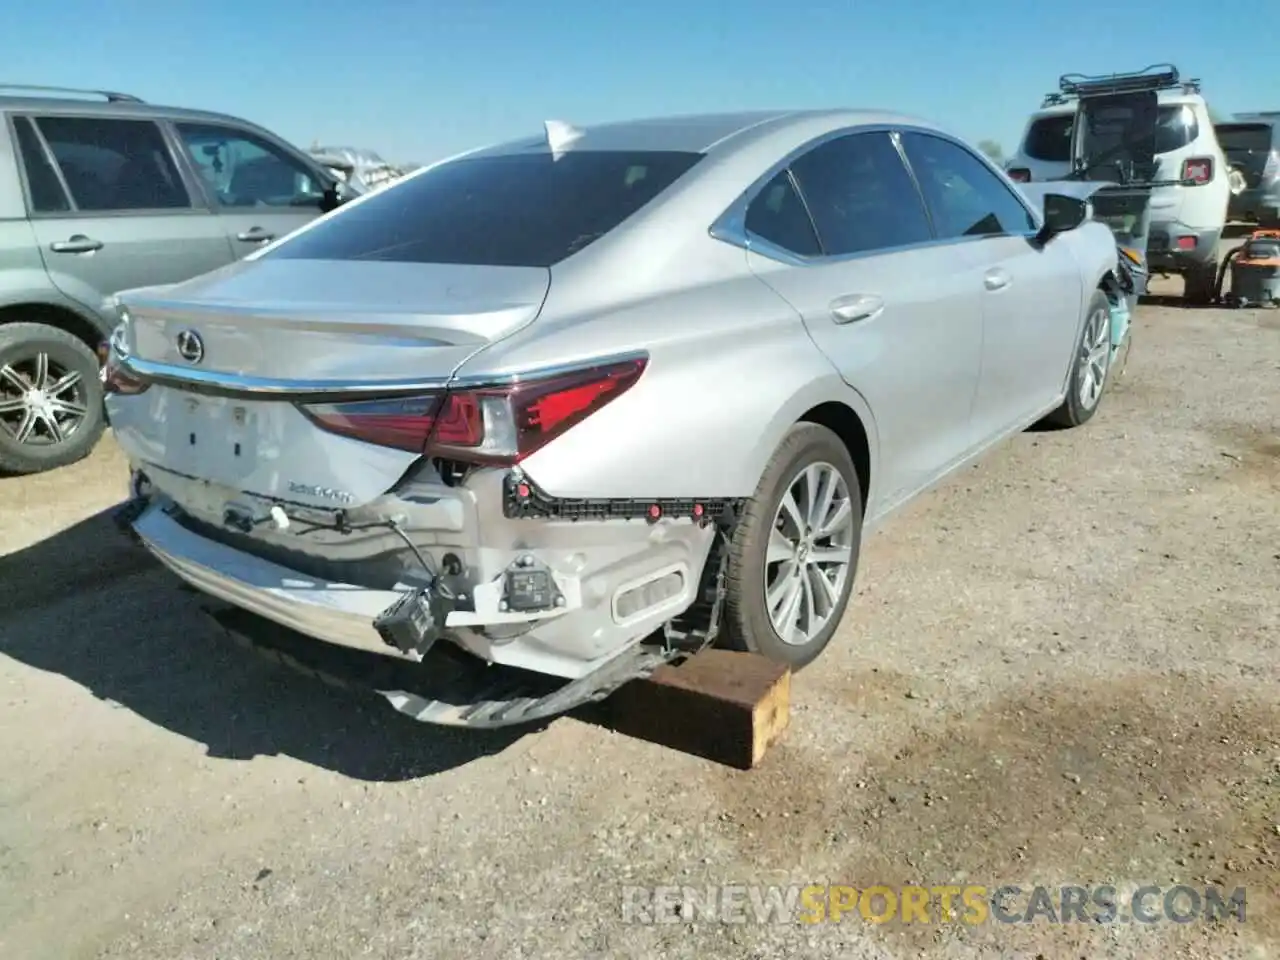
[1,289,1277,960]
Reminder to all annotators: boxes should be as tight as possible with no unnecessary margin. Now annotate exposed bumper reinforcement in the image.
[205,604,678,728]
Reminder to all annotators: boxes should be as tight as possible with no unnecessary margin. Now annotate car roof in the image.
[463,108,943,159]
[1027,87,1206,120]
[0,92,264,128]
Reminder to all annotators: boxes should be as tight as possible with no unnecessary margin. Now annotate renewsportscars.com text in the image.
[621,883,1249,926]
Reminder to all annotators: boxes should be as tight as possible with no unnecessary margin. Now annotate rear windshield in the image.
[1216,122,1275,153]
[265,150,703,268]
[1023,115,1073,162]
[1079,103,1200,160]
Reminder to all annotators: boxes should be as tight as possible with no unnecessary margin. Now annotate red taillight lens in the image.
[102,357,150,396]
[300,393,449,452]
[300,357,647,463]
[1181,157,1214,184]
[1007,167,1031,183]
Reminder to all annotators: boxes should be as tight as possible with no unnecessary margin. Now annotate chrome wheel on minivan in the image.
[0,322,105,474]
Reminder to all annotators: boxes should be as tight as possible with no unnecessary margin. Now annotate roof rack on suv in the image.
[0,84,143,103]
[1052,64,1200,101]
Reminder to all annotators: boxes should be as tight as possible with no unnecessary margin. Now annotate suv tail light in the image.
[300,357,647,464]
[1265,150,1279,178]
[1181,157,1214,184]
[1006,167,1031,182]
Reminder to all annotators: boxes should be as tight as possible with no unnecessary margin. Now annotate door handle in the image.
[235,228,275,243]
[50,235,103,254]
[984,269,1012,291]
[829,294,884,325]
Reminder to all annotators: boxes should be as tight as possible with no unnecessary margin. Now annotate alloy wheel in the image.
[1077,305,1111,411]
[764,461,856,646]
[0,352,90,446]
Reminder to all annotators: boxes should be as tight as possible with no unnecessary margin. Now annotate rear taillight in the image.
[101,357,150,396]
[300,357,647,464]
[1181,156,1214,184]
[1007,167,1031,182]
[1265,150,1279,177]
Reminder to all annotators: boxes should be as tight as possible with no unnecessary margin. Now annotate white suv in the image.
[1007,75,1230,303]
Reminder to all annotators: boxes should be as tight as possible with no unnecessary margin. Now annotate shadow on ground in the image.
[0,508,536,782]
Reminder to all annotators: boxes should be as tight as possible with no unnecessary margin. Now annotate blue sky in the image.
[2,1,1264,165]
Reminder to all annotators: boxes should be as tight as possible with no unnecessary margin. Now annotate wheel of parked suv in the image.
[720,422,863,669]
[0,322,105,475]
[1044,289,1112,428]
[1183,260,1219,306]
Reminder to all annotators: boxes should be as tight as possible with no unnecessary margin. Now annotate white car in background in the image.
[1006,71,1230,302]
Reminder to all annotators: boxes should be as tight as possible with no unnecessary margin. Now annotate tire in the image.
[1183,257,1218,305]
[1044,289,1112,428]
[0,322,105,475]
[720,423,863,669]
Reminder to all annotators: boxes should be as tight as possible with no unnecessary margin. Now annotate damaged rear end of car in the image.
[104,141,731,726]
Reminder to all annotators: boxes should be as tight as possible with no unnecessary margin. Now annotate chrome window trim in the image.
[709,122,1044,267]
[117,349,650,400]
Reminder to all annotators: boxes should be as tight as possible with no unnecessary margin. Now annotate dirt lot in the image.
[1,288,1277,960]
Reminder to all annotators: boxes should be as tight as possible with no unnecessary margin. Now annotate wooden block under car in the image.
[597,648,791,769]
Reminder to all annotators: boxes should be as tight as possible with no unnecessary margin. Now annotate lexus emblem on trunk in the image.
[175,329,205,365]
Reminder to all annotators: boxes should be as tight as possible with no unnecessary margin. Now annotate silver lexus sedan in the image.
[103,109,1128,726]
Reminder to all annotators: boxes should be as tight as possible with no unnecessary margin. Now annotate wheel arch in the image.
[796,400,873,517]
[741,373,880,518]
[0,300,107,354]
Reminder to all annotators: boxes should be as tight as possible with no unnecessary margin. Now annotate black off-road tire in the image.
[1183,257,1219,306]
[719,423,863,669]
[1044,289,1112,429]
[0,322,105,475]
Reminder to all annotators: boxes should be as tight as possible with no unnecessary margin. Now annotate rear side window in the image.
[1023,115,1073,162]
[12,117,71,213]
[28,117,190,212]
[1154,105,1199,154]
[267,150,703,268]
[788,131,933,256]
[744,170,821,257]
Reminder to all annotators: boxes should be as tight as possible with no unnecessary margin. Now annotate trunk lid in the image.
[120,258,550,383]
[109,259,549,508]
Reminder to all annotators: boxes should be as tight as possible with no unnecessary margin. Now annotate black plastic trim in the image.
[502,471,745,526]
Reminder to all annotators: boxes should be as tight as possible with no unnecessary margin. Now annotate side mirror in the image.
[318,181,353,214]
[1036,193,1088,243]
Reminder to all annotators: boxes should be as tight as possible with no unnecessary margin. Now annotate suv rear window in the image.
[267,150,703,268]
[1023,115,1073,162]
[1215,122,1275,153]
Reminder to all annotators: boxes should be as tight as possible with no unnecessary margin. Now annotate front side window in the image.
[175,123,323,209]
[787,131,933,256]
[265,150,703,268]
[28,116,190,212]
[744,170,821,257]
[900,132,1037,239]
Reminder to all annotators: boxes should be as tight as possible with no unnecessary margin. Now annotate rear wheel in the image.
[0,322,105,475]
[720,423,862,669]
[1183,257,1219,305]
[1044,290,1112,428]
